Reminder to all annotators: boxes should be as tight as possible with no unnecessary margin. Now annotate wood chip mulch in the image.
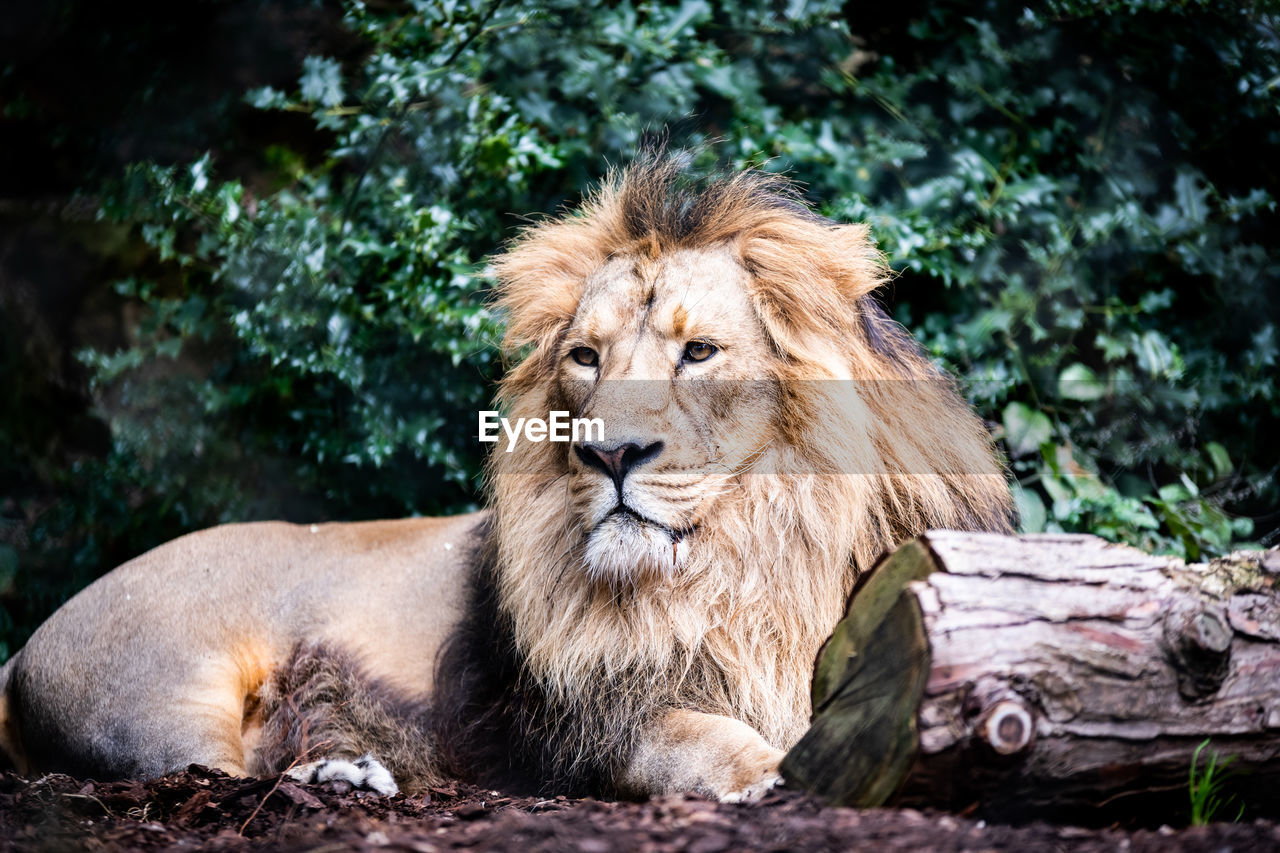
[2,767,1277,852]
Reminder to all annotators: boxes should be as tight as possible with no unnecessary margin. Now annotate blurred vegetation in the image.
[1,0,1277,656]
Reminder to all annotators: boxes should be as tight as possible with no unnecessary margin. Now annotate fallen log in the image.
[780,531,1280,824]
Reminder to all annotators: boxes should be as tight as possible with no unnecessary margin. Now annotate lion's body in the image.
[0,515,481,780]
[0,154,1014,800]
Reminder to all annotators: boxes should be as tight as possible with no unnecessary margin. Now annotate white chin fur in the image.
[583,514,689,587]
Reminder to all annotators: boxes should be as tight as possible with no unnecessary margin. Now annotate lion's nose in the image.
[575,440,664,489]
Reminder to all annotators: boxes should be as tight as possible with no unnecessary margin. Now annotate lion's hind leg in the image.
[252,642,442,795]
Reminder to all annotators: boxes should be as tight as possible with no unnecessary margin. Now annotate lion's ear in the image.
[738,222,887,368]
[824,223,888,302]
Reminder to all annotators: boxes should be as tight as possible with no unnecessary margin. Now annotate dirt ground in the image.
[2,767,1278,852]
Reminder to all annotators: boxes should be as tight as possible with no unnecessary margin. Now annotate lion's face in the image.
[552,245,781,586]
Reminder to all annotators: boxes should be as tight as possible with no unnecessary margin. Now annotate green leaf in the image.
[1058,363,1106,401]
[1002,402,1053,458]
[155,338,183,360]
[657,0,711,43]
[1179,472,1200,498]
[1206,442,1232,480]
[1174,169,1209,227]
[300,56,344,107]
[1135,330,1179,378]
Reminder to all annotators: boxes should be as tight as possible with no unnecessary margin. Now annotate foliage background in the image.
[1,0,1277,657]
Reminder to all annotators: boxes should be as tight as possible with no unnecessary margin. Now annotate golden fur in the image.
[0,154,1012,802]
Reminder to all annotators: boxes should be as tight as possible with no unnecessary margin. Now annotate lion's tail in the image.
[253,642,446,794]
[0,654,27,774]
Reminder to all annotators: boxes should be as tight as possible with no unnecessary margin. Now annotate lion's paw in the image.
[286,753,399,796]
[717,767,784,804]
[707,742,785,804]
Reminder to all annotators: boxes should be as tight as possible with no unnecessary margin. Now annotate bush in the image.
[3,0,1277,654]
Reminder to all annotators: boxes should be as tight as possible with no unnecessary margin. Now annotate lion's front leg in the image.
[619,709,785,802]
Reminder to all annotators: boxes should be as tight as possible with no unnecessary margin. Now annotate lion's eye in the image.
[682,341,717,363]
[569,346,599,367]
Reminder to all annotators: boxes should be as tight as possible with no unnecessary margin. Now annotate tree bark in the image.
[781,531,1280,824]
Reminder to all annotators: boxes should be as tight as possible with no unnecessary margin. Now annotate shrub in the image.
[4,0,1276,653]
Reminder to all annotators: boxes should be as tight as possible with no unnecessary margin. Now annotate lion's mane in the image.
[438,155,1014,795]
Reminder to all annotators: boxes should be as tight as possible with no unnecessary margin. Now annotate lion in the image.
[0,154,1014,801]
